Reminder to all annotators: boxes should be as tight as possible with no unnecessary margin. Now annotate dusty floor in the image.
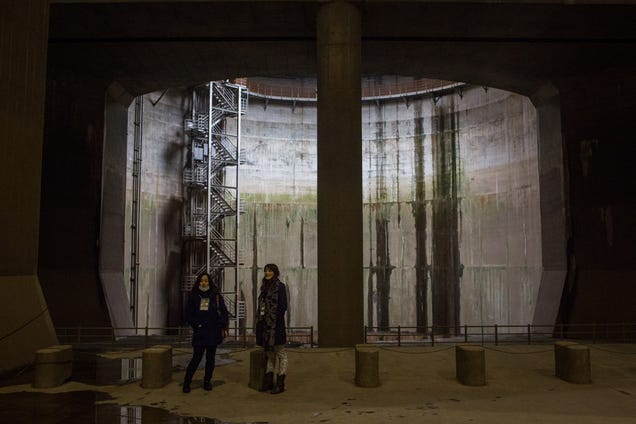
[1,343,635,423]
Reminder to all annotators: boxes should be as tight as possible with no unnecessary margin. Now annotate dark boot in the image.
[270,374,285,394]
[182,367,195,393]
[203,363,214,391]
[260,372,274,392]
[182,369,194,393]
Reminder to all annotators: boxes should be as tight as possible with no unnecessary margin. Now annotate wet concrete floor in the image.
[0,350,251,423]
[0,390,263,423]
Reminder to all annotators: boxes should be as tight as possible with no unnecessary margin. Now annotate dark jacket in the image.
[257,279,287,348]
[186,287,229,347]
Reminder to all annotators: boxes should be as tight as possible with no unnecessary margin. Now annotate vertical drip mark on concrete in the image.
[375,216,392,330]
[395,103,402,227]
[412,102,428,333]
[373,104,392,331]
[431,97,461,336]
[251,211,259,328]
[366,106,374,328]
[300,216,305,268]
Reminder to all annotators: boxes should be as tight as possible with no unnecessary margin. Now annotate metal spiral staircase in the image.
[182,81,248,332]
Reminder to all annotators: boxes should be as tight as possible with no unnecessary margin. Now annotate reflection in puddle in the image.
[71,349,235,386]
[0,391,267,423]
[72,352,143,385]
[0,348,236,389]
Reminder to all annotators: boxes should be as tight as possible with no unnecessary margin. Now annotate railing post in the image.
[310,326,314,348]
[623,322,626,343]
[145,325,149,348]
[464,324,468,343]
[592,323,596,344]
[364,325,367,344]
[481,325,484,346]
[397,326,401,347]
[431,326,435,347]
[527,324,531,345]
[494,324,498,346]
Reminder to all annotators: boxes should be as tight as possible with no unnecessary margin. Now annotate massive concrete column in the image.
[316,1,363,346]
[531,84,567,326]
[0,0,57,374]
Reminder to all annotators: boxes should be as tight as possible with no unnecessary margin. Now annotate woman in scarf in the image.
[182,272,229,393]
[256,263,288,394]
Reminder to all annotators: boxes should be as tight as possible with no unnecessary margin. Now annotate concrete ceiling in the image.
[48,1,636,96]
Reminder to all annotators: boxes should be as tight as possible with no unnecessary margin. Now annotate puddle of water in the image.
[0,391,268,423]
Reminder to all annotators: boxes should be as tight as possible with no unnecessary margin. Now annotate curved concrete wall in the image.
[237,85,541,331]
[124,83,542,333]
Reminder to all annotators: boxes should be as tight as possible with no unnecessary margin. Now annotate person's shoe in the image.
[182,384,191,394]
[259,372,274,392]
[270,374,285,394]
[203,381,213,391]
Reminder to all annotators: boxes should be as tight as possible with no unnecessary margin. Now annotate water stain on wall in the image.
[431,98,461,336]
[367,104,394,331]
[300,216,305,269]
[251,211,259,328]
[412,102,429,333]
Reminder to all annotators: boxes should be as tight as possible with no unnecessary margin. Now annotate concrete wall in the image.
[238,85,541,332]
[126,83,541,332]
[0,0,57,375]
[124,91,186,330]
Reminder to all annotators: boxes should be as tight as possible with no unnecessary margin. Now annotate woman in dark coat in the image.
[256,263,288,394]
[182,272,229,393]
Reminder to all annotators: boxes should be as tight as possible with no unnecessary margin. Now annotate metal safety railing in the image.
[234,77,463,101]
[364,323,636,347]
[55,326,315,349]
[54,323,635,350]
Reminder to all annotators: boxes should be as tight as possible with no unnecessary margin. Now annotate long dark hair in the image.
[261,263,280,286]
[193,272,213,293]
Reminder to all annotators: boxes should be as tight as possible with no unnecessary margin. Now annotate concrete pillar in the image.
[316,1,363,347]
[248,348,268,390]
[33,345,73,388]
[455,345,486,386]
[530,84,567,327]
[355,344,380,387]
[142,345,172,388]
[0,0,57,375]
[554,340,577,379]
[554,342,591,384]
[100,85,135,335]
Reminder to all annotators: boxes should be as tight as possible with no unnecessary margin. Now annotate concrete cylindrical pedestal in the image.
[142,345,172,388]
[456,345,486,386]
[355,345,379,387]
[554,342,591,384]
[248,349,268,390]
[554,340,578,379]
[33,345,73,388]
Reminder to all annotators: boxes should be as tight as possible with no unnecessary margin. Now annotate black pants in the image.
[184,345,217,385]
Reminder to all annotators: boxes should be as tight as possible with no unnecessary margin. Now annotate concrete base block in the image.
[248,349,267,391]
[142,345,172,388]
[554,340,578,379]
[355,345,379,388]
[33,344,73,388]
[554,342,591,384]
[456,345,486,386]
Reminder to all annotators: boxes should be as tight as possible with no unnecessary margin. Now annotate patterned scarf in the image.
[259,278,279,349]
